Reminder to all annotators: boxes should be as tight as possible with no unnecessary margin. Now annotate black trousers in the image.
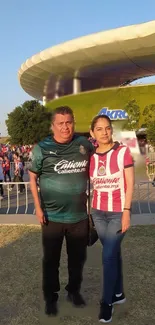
[0,180,3,196]
[42,218,88,302]
[11,175,25,192]
[4,170,11,182]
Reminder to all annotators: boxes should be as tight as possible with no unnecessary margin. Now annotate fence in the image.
[0,182,31,214]
[0,181,155,215]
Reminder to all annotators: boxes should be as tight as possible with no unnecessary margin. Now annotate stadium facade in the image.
[18,20,155,131]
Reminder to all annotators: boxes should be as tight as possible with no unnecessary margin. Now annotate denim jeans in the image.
[91,208,125,304]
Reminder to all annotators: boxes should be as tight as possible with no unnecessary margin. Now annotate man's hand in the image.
[121,210,131,233]
[36,207,47,225]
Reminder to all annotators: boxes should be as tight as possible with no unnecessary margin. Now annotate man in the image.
[29,106,93,316]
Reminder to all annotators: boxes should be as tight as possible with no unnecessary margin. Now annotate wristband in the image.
[124,208,131,211]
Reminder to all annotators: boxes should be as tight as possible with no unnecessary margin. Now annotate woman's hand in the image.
[122,210,131,233]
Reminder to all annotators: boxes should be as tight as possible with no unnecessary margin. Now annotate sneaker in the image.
[45,300,58,316]
[99,302,113,323]
[112,293,126,305]
[67,292,86,307]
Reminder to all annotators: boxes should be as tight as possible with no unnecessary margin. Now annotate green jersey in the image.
[29,134,93,223]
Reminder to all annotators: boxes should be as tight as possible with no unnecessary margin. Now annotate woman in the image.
[89,115,134,323]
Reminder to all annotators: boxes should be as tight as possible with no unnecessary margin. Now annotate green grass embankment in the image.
[46,84,155,132]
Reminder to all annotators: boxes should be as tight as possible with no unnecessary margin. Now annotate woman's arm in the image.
[124,166,134,209]
[122,166,134,233]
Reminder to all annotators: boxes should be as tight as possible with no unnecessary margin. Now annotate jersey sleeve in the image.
[28,144,43,174]
[124,147,134,169]
[89,155,95,178]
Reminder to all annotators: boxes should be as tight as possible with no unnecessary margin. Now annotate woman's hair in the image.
[90,115,112,131]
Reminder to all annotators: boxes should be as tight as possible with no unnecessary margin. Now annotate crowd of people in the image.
[0,145,33,199]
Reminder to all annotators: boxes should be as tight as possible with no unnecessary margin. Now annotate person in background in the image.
[3,155,11,182]
[89,115,134,323]
[18,156,25,192]
[10,153,24,193]
[0,157,4,199]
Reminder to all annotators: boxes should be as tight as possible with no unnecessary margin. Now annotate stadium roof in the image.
[18,20,155,100]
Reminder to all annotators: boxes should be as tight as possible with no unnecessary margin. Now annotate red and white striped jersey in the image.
[89,142,134,212]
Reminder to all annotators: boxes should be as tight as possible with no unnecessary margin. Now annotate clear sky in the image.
[0,0,155,136]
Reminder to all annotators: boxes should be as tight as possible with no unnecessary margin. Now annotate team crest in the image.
[79,145,86,155]
[98,165,106,175]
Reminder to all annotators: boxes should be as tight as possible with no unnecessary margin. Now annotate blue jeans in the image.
[91,208,125,304]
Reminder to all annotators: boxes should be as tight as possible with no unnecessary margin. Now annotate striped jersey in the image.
[89,142,134,212]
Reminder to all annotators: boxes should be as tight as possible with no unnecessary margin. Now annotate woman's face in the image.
[90,118,113,145]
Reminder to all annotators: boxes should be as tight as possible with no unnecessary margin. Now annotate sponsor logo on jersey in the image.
[79,145,86,155]
[93,176,120,190]
[98,107,128,120]
[49,151,57,155]
[54,159,88,174]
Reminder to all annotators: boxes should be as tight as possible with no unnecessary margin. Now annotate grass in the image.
[46,84,155,132]
[0,225,155,325]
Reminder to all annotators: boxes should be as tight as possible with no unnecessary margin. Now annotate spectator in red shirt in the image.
[3,155,11,182]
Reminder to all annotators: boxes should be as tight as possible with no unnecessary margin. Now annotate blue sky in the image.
[0,0,155,136]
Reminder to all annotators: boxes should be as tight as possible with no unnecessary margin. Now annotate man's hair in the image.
[51,106,74,123]
[90,115,112,131]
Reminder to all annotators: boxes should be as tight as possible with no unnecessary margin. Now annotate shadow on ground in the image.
[0,225,155,325]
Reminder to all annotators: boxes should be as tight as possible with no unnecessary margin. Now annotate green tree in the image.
[143,104,155,144]
[6,100,51,145]
[123,99,140,130]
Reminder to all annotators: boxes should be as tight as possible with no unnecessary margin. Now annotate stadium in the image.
[18,20,155,132]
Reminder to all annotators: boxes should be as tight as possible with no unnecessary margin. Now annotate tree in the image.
[123,100,140,131]
[6,100,51,145]
[143,104,155,144]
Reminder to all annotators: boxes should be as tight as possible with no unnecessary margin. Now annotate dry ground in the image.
[0,225,155,325]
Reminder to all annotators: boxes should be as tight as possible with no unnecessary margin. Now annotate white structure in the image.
[18,20,155,101]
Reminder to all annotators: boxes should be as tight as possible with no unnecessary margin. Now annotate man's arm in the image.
[29,171,46,225]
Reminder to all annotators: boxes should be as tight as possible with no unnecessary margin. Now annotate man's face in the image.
[90,118,113,145]
[51,113,75,143]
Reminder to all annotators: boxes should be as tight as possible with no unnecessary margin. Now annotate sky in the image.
[0,0,155,136]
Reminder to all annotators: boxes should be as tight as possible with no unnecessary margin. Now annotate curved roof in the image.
[18,20,155,100]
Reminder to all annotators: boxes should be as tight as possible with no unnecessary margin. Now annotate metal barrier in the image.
[0,182,32,214]
[0,181,154,215]
[134,181,155,214]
